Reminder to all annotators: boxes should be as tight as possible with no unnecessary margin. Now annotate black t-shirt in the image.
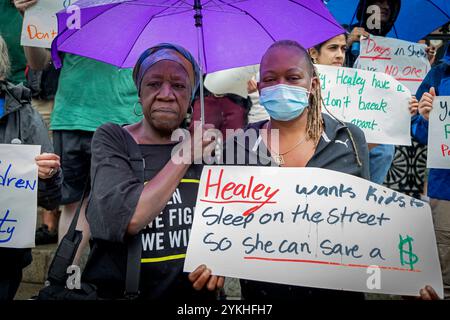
[84,123,214,301]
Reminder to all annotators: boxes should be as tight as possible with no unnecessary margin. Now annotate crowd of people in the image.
[0,0,448,301]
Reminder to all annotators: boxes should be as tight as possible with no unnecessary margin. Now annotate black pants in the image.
[0,268,23,300]
[53,130,93,204]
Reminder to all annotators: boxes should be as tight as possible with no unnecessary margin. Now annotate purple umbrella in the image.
[52,0,344,121]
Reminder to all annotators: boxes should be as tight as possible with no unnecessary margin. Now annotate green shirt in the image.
[51,54,141,131]
[0,1,27,85]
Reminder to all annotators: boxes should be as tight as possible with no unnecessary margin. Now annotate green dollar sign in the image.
[398,235,419,270]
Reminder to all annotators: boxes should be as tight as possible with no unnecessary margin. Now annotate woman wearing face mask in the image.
[223,40,439,300]
[225,40,369,176]
[223,40,369,300]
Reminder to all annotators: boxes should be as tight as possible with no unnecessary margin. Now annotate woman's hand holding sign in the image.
[189,264,225,292]
[418,87,436,121]
[35,153,60,179]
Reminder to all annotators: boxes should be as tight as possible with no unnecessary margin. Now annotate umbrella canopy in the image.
[325,0,450,42]
[51,0,345,72]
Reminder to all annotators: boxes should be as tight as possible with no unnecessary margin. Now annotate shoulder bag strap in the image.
[121,126,145,299]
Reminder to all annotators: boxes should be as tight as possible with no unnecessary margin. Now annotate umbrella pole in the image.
[197,27,205,127]
[194,0,205,126]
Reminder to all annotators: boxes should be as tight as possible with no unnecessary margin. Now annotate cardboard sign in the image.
[20,0,71,48]
[427,96,450,169]
[204,65,259,98]
[317,64,412,145]
[0,144,40,248]
[184,166,443,298]
[356,35,431,94]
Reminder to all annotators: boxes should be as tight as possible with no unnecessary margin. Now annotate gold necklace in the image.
[267,121,307,165]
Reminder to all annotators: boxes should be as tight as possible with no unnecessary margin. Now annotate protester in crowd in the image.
[0,0,27,85]
[189,87,250,139]
[309,34,348,67]
[411,43,450,299]
[345,0,421,185]
[28,58,61,245]
[15,0,142,264]
[345,0,401,66]
[1,0,60,244]
[224,40,367,299]
[247,76,270,123]
[83,43,223,300]
[309,31,419,176]
[247,34,349,124]
[419,39,438,66]
[223,39,439,300]
[0,34,62,300]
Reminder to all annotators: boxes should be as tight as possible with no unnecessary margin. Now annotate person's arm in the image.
[35,153,62,210]
[88,123,215,241]
[89,123,223,291]
[21,104,62,209]
[88,124,187,239]
[128,123,215,235]
[14,0,52,70]
[346,27,370,47]
[411,87,435,145]
[411,114,429,145]
[127,156,191,235]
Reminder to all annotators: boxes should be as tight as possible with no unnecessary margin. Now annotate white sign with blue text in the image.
[184,166,444,298]
[0,144,40,248]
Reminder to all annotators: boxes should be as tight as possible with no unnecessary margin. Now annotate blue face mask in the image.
[259,84,310,121]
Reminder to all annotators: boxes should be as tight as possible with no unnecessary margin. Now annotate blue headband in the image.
[133,43,200,102]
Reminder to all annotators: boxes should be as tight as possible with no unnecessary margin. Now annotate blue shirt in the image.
[411,49,450,201]
[0,97,5,118]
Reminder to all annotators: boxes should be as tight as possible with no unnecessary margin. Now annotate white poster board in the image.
[317,64,411,145]
[427,96,450,169]
[204,65,259,98]
[185,166,443,298]
[0,144,40,248]
[356,35,431,94]
[20,0,70,48]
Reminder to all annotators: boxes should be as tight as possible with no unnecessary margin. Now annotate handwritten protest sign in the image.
[427,96,450,169]
[20,0,72,48]
[356,35,431,94]
[316,64,411,145]
[0,144,40,248]
[184,166,443,298]
[204,65,259,98]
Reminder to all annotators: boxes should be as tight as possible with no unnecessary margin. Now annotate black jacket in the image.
[223,113,369,180]
[222,113,370,300]
[0,80,62,271]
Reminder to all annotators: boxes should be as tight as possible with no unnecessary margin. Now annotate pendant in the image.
[274,154,284,165]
